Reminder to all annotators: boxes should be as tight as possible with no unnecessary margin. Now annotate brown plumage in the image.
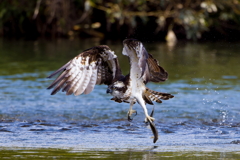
[47,45,121,96]
[143,87,174,105]
[47,39,174,143]
[147,54,168,82]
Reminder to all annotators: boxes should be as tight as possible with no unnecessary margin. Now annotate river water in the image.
[0,39,239,159]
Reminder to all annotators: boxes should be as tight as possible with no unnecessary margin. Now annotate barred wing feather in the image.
[47,45,121,96]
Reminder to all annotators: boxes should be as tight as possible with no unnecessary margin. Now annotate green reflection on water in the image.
[0,148,239,160]
[1,39,240,83]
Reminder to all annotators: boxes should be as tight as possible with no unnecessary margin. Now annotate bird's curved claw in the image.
[145,106,155,124]
[144,115,155,124]
[127,110,137,122]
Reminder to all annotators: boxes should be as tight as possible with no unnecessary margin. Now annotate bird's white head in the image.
[106,81,126,97]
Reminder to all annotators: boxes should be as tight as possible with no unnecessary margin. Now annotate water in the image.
[0,39,240,159]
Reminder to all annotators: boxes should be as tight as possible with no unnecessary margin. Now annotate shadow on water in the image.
[0,38,240,159]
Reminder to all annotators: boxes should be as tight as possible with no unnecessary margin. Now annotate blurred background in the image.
[1,0,240,41]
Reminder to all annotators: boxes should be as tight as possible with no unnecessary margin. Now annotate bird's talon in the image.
[145,116,155,123]
[128,116,133,122]
[127,110,137,122]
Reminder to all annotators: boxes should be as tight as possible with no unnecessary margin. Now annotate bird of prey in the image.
[47,39,174,143]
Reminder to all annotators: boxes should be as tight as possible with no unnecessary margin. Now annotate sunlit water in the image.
[0,39,240,159]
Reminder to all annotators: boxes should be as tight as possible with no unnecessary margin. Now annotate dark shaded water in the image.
[0,39,240,159]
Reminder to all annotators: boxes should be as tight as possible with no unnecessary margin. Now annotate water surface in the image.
[0,39,240,159]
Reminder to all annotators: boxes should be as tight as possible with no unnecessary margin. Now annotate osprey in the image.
[47,39,173,143]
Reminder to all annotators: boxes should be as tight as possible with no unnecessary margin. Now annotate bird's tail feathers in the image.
[143,87,174,105]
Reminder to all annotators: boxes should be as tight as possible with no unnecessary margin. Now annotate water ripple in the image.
[0,71,239,151]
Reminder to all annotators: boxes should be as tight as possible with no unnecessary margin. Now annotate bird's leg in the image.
[137,97,158,143]
[141,103,154,124]
[127,101,137,121]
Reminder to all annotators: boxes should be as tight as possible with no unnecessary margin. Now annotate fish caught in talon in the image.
[148,120,158,143]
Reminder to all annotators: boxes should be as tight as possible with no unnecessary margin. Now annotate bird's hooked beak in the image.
[106,88,112,94]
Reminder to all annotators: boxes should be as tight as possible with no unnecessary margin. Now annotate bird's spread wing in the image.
[47,45,121,96]
[147,53,168,82]
[122,39,168,83]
